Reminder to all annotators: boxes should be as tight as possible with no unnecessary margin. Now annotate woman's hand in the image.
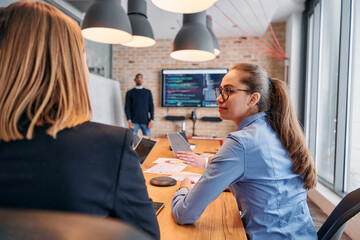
[178,178,195,191]
[176,151,206,168]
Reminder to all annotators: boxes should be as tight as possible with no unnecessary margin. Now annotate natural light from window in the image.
[316,0,341,184]
[346,0,360,193]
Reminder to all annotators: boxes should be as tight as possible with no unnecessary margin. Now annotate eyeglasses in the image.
[215,87,253,102]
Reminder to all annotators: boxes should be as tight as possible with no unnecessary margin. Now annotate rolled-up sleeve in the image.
[171,135,245,224]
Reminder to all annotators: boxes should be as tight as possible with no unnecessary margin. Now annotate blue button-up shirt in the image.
[171,112,317,239]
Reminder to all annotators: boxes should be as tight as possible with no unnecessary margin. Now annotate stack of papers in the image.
[144,158,203,183]
[169,171,202,183]
[144,158,187,175]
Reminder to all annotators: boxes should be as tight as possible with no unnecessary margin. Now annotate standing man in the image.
[125,73,154,136]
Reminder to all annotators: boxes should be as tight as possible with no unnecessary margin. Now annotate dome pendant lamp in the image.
[121,0,155,47]
[171,11,215,62]
[206,15,220,56]
[82,0,132,44]
[151,0,218,14]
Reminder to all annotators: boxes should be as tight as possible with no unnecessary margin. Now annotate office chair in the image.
[317,188,360,240]
[0,208,152,240]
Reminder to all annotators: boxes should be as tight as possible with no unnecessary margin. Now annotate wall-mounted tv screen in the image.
[161,69,228,107]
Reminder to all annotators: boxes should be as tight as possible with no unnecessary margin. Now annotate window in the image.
[304,14,313,145]
[304,0,358,194]
[305,3,321,162]
[346,0,360,192]
[316,0,341,185]
[85,39,112,78]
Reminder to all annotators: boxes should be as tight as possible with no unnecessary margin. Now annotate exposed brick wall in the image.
[113,23,286,138]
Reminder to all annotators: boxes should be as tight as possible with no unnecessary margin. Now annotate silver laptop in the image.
[134,137,158,165]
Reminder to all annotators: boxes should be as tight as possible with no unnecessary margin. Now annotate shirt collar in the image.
[135,86,144,89]
[237,112,267,130]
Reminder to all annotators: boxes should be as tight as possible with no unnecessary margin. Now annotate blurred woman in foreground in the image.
[0,2,159,239]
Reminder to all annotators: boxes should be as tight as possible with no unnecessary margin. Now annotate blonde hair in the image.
[231,63,317,190]
[0,1,92,142]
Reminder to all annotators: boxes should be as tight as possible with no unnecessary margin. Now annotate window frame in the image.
[303,0,354,196]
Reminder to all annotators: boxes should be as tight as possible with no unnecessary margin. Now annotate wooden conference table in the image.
[142,138,247,240]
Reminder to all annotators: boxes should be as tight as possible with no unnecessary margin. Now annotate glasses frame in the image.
[215,87,253,102]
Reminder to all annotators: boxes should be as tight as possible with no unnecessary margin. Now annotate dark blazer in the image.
[0,121,160,240]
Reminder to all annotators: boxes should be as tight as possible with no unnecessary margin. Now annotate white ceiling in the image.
[61,0,305,39]
[0,0,305,39]
[147,0,305,39]
[62,0,305,39]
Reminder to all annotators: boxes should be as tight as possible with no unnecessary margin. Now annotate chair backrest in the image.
[317,188,360,240]
[0,208,152,240]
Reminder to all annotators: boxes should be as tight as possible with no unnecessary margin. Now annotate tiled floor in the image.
[307,199,352,240]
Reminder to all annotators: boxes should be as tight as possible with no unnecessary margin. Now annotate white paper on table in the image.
[144,162,187,175]
[153,158,184,164]
[199,153,214,158]
[170,171,202,182]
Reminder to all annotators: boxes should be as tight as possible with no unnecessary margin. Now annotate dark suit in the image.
[0,121,160,239]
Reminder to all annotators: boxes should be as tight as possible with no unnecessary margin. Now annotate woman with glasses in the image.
[0,2,159,239]
[171,63,317,239]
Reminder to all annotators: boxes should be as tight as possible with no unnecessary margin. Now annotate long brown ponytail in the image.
[268,78,316,189]
[231,63,317,189]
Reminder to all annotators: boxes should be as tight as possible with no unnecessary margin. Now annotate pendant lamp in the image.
[206,16,220,56]
[151,0,218,14]
[122,0,155,47]
[171,11,215,62]
[82,0,132,44]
